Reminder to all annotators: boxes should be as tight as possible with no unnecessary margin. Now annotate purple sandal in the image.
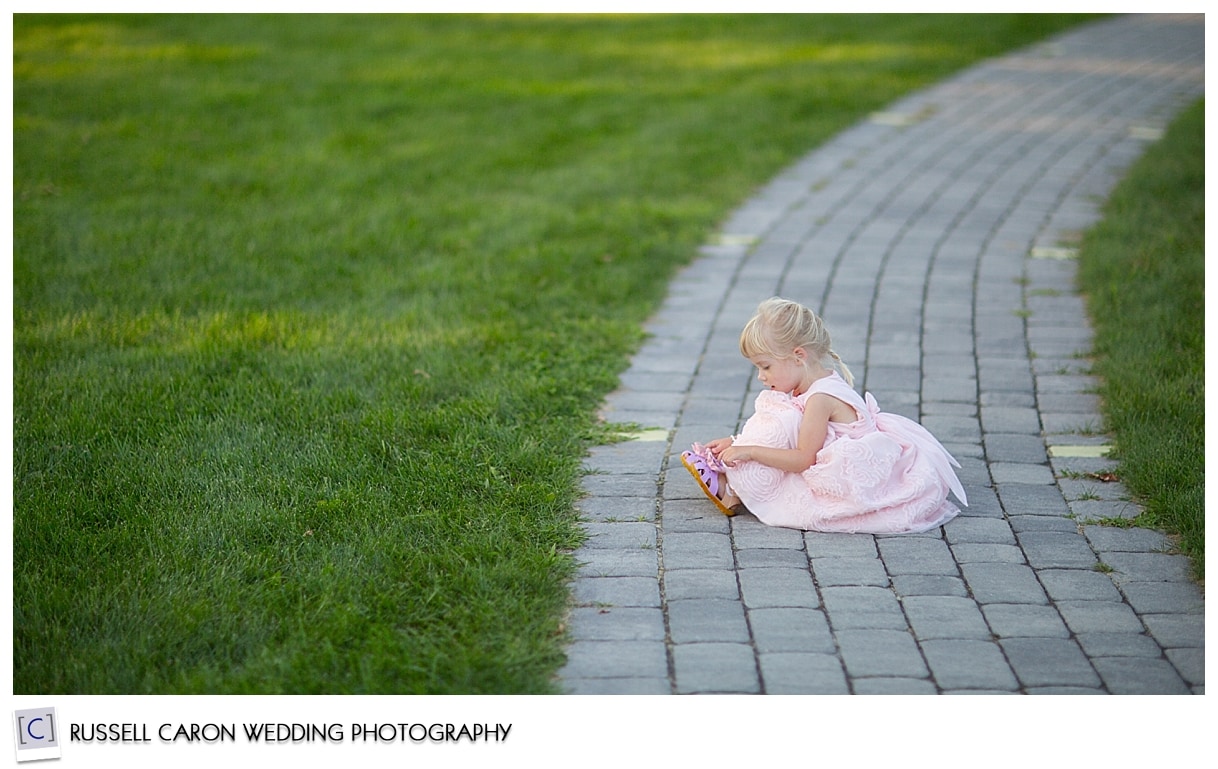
[681,444,736,517]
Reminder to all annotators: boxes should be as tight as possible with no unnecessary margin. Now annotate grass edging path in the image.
[1076,98,1205,582]
[14,14,1101,693]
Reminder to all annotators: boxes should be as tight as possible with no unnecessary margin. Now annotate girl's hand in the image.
[719,445,752,467]
[705,437,734,457]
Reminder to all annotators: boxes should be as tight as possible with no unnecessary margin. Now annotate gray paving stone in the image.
[749,608,836,654]
[560,640,669,679]
[1069,498,1140,522]
[877,537,958,575]
[1000,637,1100,689]
[998,483,1070,516]
[804,531,878,558]
[576,547,658,578]
[1101,551,1195,583]
[735,548,809,569]
[1007,515,1079,534]
[738,567,819,609]
[581,521,657,549]
[851,678,938,695]
[672,643,760,694]
[583,472,661,499]
[835,629,929,679]
[811,556,890,587]
[980,407,1042,435]
[732,520,806,550]
[584,440,668,475]
[989,462,1056,485]
[891,574,969,598]
[1074,632,1164,659]
[1081,524,1175,553]
[903,595,990,641]
[759,653,850,694]
[569,607,666,641]
[1016,530,1098,569]
[576,496,656,522]
[1140,612,1204,650]
[573,576,662,607]
[1165,647,1205,687]
[950,543,1026,564]
[961,563,1048,605]
[667,598,749,643]
[1037,568,1122,602]
[1119,581,1205,615]
[662,568,740,601]
[1055,600,1144,635]
[921,639,1019,692]
[562,677,671,695]
[944,516,1016,545]
[981,603,1069,638]
[661,500,732,534]
[1092,657,1190,695]
[661,531,733,570]
[823,586,908,630]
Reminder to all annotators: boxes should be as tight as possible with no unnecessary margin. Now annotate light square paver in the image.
[1016,530,1099,569]
[822,586,908,630]
[1055,600,1144,635]
[569,607,666,641]
[1092,657,1190,695]
[877,537,958,575]
[811,556,890,587]
[662,531,734,570]
[667,598,749,643]
[738,567,819,609]
[1141,613,1205,649]
[891,574,969,598]
[672,643,760,694]
[1000,637,1100,689]
[921,639,1019,692]
[662,568,740,601]
[961,563,1048,605]
[851,678,938,695]
[835,629,929,679]
[980,603,1069,638]
[1037,568,1123,601]
[573,576,662,607]
[576,548,658,578]
[759,653,849,694]
[805,531,878,558]
[1074,632,1164,659]
[560,640,669,679]
[903,595,990,641]
[1119,581,1205,615]
[749,608,836,654]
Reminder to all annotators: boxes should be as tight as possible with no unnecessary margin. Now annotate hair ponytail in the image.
[828,350,854,388]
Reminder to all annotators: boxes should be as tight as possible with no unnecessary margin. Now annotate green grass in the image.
[13,13,1100,693]
[1076,99,1205,582]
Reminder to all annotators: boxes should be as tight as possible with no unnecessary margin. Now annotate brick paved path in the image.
[560,14,1204,694]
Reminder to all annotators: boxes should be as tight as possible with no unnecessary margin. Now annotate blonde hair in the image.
[739,297,854,387]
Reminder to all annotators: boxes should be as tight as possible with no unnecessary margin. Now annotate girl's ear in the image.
[792,346,808,363]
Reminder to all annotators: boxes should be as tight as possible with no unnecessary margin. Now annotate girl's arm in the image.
[719,395,834,473]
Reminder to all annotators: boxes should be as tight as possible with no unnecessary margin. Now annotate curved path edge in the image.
[562,14,1204,695]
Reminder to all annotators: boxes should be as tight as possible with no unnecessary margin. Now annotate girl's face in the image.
[749,350,809,395]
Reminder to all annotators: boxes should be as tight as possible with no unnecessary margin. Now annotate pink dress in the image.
[726,372,966,533]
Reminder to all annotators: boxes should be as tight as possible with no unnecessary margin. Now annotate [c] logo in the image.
[12,707,61,762]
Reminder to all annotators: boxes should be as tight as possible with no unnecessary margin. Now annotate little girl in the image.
[681,297,966,533]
